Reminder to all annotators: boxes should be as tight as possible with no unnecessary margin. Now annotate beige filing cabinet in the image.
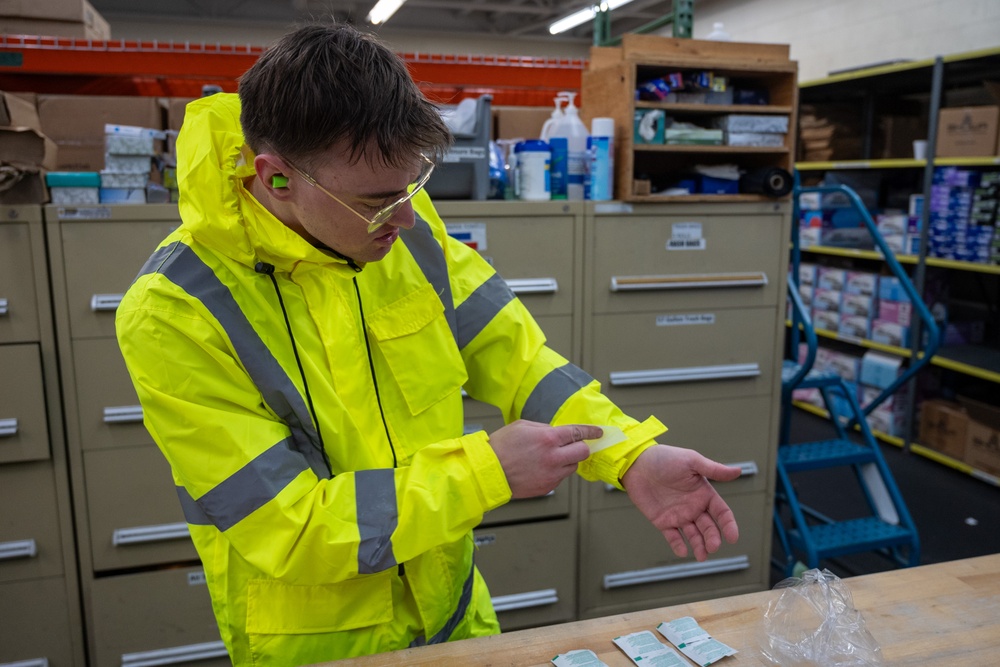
[436,201,585,631]
[45,204,229,666]
[1,206,86,666]
[578,201,790,618]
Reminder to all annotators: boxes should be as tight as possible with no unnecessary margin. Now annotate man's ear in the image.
[254,154,293,198]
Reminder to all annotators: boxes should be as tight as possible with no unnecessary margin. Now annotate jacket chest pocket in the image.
[365,283,467,415]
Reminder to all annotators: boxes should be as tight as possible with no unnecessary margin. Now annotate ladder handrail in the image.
[795,184,941,420]
[784,277,818,393]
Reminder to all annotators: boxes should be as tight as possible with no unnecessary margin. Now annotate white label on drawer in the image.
[57,206,113,219]
[188,571,207,586]
[474,534,496,548]
[443,146,488,162]
[446,222,488,251]
[656,313,715,326]
[667,222,705,250]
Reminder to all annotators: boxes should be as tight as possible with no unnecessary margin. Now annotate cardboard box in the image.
[919,399,969,460]
[1,0,91,22]
[0,167,47,204]
[0,126,57,169]
[935,106,999,158]
[493,106,552,141]
[38,95,162,171]
[959,397,1000,477]
[0,91,41,130]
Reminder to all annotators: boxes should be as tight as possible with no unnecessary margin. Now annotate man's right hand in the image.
[487,421,601,499]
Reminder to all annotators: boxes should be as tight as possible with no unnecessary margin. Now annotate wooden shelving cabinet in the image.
[582,35,798,203]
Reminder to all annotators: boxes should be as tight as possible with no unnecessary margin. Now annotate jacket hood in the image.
[175,93,348,273]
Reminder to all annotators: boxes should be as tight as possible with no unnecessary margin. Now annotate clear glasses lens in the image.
[366,156,436,233]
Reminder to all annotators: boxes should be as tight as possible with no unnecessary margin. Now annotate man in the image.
[116,21,741,666]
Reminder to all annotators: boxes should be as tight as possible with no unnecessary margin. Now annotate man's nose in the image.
[385,201,416,230]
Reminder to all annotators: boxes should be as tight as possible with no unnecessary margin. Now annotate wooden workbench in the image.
[326,553,1000,666]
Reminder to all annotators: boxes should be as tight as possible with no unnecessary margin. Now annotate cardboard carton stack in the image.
[798,103,865,162]
[920,397,1000,476]
[0,91,57,205]
[0,0,110,39]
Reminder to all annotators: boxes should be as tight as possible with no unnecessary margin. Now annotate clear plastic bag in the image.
[758,568,885,667]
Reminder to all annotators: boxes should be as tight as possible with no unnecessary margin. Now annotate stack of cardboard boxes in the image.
[0,91,56,204]
[921,397,1000,478]
[0,0,110,39]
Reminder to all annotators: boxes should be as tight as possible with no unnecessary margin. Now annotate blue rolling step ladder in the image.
[773,183,941,577]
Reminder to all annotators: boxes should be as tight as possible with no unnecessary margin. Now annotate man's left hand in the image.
[621,445,742,562]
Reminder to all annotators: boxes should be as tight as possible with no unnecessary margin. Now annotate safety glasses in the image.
[286,153,435,234]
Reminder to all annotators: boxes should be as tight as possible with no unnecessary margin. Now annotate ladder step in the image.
[790,517,915,560]
[779,439,878,472]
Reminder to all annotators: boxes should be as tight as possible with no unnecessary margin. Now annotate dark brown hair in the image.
[239,22,450,169]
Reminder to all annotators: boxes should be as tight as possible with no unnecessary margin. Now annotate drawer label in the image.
[657,313,716,326]
[446,222,488,251]
[188,571,207,586]
[667,222,705,250]
[57,206,113,220]
[473,534,496,548]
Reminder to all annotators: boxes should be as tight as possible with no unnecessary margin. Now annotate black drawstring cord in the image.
[255,261,332,477]
[353,277,398,468]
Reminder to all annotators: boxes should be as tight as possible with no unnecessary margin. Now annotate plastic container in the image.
[513,140,551,201]
[586,117,615,201]
[541,94,570,199]
[706,22,732,40]
[546,92,589,200]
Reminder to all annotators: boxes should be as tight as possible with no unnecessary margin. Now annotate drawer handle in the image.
[603,555,749,589]
[605,461,756,493]
[0,297,8,316]
[491,588,559,612]
[1,659,49,667]
[113,522,190,546]
[121,640,228,667]
[611,273,768,292]
[609,363,760,386]
[103,406,144,424]
[0,417,18,437]
[505,278,559,295]
[0,539,38,561]
[91,293,124,311]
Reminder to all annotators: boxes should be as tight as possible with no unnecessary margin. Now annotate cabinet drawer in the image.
[0,461,64,583]
[73,337,151,451]
[590,213,783,314]
[578,494,768,614]
[586,396,775,511]
[84,445,196,572]
[57,219,178,339]
[0,577,75,666]
[445,215,576,318]
[473,518,577,631]
[0,219,40,344]
[90,565,227,667]
[0,344,50,464]
[588,308,777,407]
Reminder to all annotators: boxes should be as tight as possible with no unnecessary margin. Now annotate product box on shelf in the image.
[825,349,863,383]
[868,404,906,437]
[960,397,1000,477]
[46,171,100,204]
[860,351,903,390]
[842,293,876,318]
[798,262,818,288]
[876,212,909,235]
[817,266,847,291]
[845,271,878,296]
[811,309,840,332]
[0,90,41,130]
[839,314,872,340]
[871,319,909,348]
[37,95,162,171]
[798,284,814,308]
[919,399,969,460]
[713,114,789,134]
[935,106,999,158]
[877,276,912,303]
[812,287,842,312]
[878,299,912,326]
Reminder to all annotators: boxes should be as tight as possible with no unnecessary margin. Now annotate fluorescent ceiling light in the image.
[549,0,636,35]
[367,0,406,25]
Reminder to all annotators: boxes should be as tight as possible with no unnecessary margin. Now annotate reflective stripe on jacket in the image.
[115,93,665,665]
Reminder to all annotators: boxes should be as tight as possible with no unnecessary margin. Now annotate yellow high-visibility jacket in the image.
[116,93,664,665]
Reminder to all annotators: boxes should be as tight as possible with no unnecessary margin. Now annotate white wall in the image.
[691,0,1000,82]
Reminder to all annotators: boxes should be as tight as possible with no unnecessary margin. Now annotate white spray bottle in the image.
[547,91,589,200]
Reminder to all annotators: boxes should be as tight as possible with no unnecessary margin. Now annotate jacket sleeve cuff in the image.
[580,416,667,490]
[464,430,512,511]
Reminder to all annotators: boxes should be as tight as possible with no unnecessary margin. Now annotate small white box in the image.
[839,314,872,339]
[813,288,843,312]
[842,293,876,318]
[845,271,878,296]
[812,309,840,332]
[817,267,847,291]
